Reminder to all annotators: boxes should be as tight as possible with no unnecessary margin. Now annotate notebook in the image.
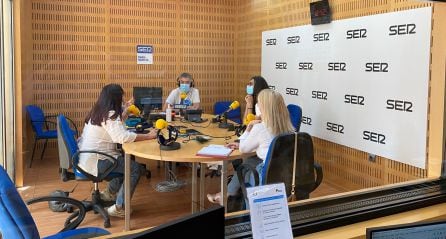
[196,144,233,158]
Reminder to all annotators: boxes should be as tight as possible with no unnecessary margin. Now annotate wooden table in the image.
[122,114,251,230]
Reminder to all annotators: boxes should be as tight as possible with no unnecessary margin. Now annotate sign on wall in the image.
[137,45,153,64]
[261,7,432,169]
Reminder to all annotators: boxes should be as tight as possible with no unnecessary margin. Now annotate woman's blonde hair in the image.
[257,89,295,136]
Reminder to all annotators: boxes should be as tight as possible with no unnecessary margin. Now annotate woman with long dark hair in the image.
[243,76,269,120]
[78,84,156,217]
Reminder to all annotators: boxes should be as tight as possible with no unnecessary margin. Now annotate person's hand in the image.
[246,120,261,132]
[147,128,158,140]
[226,142,239,150]
[124,97,134,108]
[245,95,253,108]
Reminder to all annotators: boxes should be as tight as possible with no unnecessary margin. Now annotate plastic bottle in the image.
[166,105,172,122]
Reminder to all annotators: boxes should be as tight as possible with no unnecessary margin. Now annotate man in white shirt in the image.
[164,72,200,110]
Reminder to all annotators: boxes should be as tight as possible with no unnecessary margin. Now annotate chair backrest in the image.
[261,132,322,200]
[214,101,241,124]
[57,116,72,171]
[57,115,85,180]
[287,104,302,132]
[0,165,40,239]
[26,105,47,136]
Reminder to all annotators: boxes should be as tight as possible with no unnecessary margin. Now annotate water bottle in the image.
[166,105,172,122]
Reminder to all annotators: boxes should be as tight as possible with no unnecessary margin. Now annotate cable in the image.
[154,146,186,192]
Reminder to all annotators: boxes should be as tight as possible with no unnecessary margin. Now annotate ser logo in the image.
[298,62,313,70]
[346,29,367,39]
[312,91,327,100]
[275,62,287,69]
[389,23,416,36]
[327,122,344,134]
[363,131,386,144]
[268,85,276,90]
[313,33,330,42]
[386,99,413,112]
[302,116,312,126]
[265,38,277,45]
[328,62,346,71]
[365,63,389,72]
[344,94,364,105]
[285,87,299,96]
[287,36,301,44]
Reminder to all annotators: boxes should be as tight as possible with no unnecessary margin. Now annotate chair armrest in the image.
[73,150,119,182]
[27,196,86,232]
[48,115,79,137]
[313,162,323,191]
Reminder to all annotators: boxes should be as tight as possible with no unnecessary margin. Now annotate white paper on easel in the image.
[247,183,293,239]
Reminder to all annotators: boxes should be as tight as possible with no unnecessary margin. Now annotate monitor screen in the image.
[121,206,224,239]
[366,220,446,239]
[133,87,163,114]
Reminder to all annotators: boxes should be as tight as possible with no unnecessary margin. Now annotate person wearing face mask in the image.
[244,76,269,121]
[164,72,201,110]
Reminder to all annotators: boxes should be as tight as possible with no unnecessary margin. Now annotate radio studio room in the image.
[1,0,446,238]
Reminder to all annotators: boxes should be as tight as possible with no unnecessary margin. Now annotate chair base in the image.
[83,191,115,228]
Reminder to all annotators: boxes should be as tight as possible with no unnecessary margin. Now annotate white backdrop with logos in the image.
[261,7,432,169]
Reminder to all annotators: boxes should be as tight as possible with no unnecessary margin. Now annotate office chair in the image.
[237,132,323,206]
[26,105,78,168]
[0,165,110,239]
[214,101,242,124]
[57,114,122,228]
[287,104,302,132]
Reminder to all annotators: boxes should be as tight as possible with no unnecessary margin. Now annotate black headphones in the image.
[176,72,195,88]
[157,125,179,146]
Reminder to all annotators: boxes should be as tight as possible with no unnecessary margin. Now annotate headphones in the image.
[157,125,179,146]
[176,72,195,88]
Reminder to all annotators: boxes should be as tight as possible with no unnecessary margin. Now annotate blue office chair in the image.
[26,105,58,168]
[26,105,78,168]
[237,132,323,206]
[0,165,110,239]
[58,114,122,228]
[214,101,242,124]
[287,104,302,132]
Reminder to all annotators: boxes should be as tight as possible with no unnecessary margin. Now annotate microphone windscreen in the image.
[229,101,240,110]
[155,119,168,130]
[180,92,187,100]
[244,113,256,125]
[127,105,140,116]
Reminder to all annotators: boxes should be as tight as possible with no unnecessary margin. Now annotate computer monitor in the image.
[122,206,224,239]
[366,220,446,239]
[133,87,163,116]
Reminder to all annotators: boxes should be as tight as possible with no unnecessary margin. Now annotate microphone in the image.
[127,104,141,116]
[155,119,168,130]
[236,113,256,136]
[180,92,187,105]
[224,101,240,114]
[244,113,256,125]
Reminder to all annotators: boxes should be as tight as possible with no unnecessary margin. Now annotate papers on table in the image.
[196,144,233,158]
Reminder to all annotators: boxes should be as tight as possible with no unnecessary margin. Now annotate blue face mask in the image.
[246,85,254,95]
[180,83,190,93]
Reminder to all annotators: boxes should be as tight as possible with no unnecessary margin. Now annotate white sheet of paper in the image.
[247,183,293,239]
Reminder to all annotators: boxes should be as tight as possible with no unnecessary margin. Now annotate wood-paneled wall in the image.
[20,0,446,191]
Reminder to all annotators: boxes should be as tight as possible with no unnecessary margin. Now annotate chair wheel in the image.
[104,220,111,228]
[146,170,151,179]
